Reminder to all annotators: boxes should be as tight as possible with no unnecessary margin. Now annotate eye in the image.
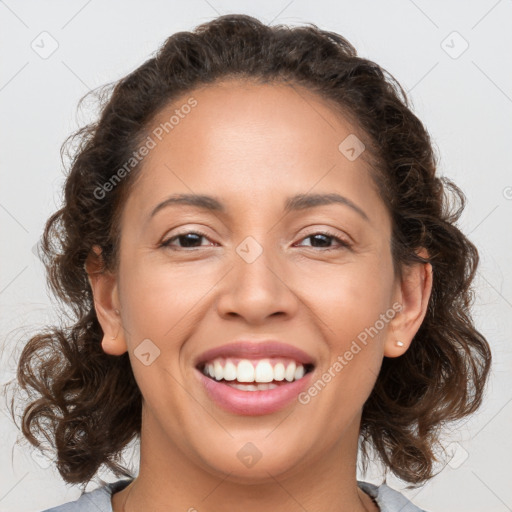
[160,229,352,251]
[160,230,215,250]
[295,230,352,251]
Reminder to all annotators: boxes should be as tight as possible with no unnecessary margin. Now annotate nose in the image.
[215,239,299,325]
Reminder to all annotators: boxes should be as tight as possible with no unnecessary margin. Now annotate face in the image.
[92,80,429,483]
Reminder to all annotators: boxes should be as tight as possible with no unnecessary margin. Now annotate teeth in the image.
[273,363,285,381]
[223,360,237,381]
[228,383,279,391]
[294,365,305,380]
[284,361,296,382]
[214,360,223,381]
[202,357,307,383]
[254,359,274,383]
[237,360,255,382]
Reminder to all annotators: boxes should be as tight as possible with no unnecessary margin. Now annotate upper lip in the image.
[195,340,316,368]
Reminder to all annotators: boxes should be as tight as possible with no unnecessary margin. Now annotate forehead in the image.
[121,80,385,225]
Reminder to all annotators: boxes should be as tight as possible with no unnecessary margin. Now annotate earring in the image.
[396,340,405,347]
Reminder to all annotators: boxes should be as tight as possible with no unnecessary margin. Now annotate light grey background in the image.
[1,1,511,511]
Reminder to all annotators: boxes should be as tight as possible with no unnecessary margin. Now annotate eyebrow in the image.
[149,192,370,222]
[284,193,369,222]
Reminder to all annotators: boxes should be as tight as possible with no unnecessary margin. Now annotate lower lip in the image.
[196,369,314,416]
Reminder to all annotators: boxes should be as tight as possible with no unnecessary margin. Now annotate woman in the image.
[10,14,491,512]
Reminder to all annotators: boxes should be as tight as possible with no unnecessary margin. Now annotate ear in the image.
[384,248,433,357]
[85,244,127,356]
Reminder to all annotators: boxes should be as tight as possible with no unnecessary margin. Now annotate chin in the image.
[192,437,312,484]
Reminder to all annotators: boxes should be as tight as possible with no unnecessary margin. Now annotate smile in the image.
[200,357,314,390]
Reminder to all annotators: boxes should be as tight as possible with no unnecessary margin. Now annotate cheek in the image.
[120,256,219,345]
[118,260,218,418]
[297,261,395,415]
[299,254,395,346]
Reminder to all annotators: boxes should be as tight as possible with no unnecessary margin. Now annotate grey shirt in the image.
[41,478,428,511]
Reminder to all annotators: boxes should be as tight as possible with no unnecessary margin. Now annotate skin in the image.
[86,80,432,512]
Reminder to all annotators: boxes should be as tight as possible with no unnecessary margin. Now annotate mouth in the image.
[198,357,315,391]
[194,341,316,415]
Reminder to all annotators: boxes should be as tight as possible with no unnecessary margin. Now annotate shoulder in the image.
[40,479,133,512]
[357,480,430,512]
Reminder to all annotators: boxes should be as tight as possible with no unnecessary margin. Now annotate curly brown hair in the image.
[4,13,491,489]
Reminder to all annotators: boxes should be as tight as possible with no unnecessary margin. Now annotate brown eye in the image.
[296,231,352,250]
[161,231,212,249]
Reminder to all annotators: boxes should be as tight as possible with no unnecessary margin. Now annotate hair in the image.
[5,13,491,489]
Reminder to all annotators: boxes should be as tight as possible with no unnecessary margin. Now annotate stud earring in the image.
[396,340,405,347]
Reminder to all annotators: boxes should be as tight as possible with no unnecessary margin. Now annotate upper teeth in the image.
[202,358,306,383]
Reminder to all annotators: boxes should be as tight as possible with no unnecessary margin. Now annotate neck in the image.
[112,410,378,512]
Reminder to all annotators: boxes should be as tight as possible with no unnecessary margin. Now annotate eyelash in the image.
[160,229,352,251]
